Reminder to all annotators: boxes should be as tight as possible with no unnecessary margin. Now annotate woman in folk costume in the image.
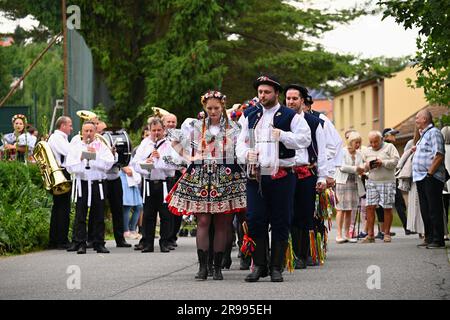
[1,114,35,162]
[166,90,247,281]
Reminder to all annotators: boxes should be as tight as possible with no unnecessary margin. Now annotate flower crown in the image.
[200,90,226,106]
[11,114,27,124]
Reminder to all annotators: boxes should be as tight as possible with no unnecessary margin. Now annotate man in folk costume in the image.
[236,75,311,282]
[132,118,176,253]
[65,121,115,254]
[284,84,328,269]
[302,89,343,266]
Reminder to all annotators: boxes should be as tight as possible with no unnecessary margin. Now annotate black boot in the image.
[207,251,214,277]
[221,243,232,269]
[240,254,251,270]
[77,243,86,254]
[291,226,304,269]
[195,249,208,280]
[245,238,269,282]
[297,229,310,269]
[213,252,224,280]
[270,241,288,282]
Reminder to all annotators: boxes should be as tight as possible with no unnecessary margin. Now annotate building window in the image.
[349,95,354,128]
[361,90,366,125]
[372,86,379,121]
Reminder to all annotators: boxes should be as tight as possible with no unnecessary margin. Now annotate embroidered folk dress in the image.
[166,117,247,216]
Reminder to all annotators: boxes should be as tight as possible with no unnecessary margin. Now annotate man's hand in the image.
[326,177,335,188]
[272,128,281,141]
[356,166,365,175]
[316,182,326,193]
[146,157,154,164]
[151,150,160,159]
[374,158,383,168]
[122,166,133,177]
[87,147,96,153]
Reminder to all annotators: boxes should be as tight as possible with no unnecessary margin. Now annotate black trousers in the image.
[73,180,106,246]
[292,175,317,230]
[142,180,172,247]
[375,184,408,230]
[106,177,125,243]
[49,191,71,245]
[416,176,445,245]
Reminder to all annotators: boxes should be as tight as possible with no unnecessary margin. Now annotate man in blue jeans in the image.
[412,110,446,249]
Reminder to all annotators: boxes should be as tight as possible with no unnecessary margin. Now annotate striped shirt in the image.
[412,124,446,183]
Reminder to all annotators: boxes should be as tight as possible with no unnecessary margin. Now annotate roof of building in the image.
[394,104,450,140]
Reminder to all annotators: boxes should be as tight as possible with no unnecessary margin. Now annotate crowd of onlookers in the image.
[334,110,449,249]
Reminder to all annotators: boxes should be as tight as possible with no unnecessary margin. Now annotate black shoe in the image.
[160,245,170,253]
[86,242,94,249]
[169,240,178,247]
[95,245,110,253]
[67,243,79,252]
[426,242,446,249]
[116,241,132,248]
[77,245,86,254]
[245,266,269,282]
[375,232,384,240]
[417,241,429,248]
[405,229,412,235]
[134,243,144,251]
[294,258,307,270]
[141,245,154,253]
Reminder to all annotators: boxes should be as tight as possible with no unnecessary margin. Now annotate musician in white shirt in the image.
[47,116,73,250]
[131,118,175,253]
[65,121,115,254]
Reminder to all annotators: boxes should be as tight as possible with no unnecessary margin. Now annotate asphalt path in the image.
[0,226,449,300]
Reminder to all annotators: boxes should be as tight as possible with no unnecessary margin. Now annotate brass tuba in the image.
[33,141,72,195]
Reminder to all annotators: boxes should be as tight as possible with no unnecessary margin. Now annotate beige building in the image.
[333,66,429,145]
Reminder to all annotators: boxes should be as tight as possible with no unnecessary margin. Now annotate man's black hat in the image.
[253,74,283,92]
[284,84,309,100]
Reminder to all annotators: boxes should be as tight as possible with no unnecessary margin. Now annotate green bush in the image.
[0,161,52,255]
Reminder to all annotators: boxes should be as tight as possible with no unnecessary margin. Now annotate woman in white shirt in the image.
[334,132,366,243]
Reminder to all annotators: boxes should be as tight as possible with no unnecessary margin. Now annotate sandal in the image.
[383,234,392,243]
[360,236,375,243]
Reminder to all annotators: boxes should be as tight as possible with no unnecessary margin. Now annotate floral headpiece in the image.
[11,114,27,124]
[200,90,226,107]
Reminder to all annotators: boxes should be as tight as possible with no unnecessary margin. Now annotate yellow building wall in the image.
[384,66,427,128]
[333,82,379,145]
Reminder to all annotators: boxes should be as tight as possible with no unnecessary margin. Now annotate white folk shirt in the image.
[131,137,177,203]
[65,138,114,207]
[47,129,70,167]
[236,103,311,170]
[295,111,327,184]
[319,113,344,178]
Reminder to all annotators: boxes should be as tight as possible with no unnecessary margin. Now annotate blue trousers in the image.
[246,172,296,242]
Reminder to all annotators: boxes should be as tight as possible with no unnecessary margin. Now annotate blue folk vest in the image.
[304,112,324,164]
[247,104,296,159]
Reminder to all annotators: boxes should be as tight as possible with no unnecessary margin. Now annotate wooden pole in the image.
[62,0,68,115]
[0,32,62,109]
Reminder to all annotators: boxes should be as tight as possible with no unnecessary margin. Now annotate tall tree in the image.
[380,0,450,105]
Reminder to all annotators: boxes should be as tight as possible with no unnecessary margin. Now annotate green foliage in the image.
[0,47,12,99]
[380,0,450,106]
[0,162,52,255]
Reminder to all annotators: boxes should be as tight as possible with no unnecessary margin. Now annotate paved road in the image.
[0,227,449,300]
